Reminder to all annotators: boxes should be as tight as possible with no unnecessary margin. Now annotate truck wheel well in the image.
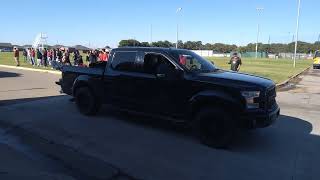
[191,99,240,119]
[73,82,101,105]
[73,81,90,96]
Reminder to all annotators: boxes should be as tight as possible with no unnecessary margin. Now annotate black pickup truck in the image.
[57,47,280,148]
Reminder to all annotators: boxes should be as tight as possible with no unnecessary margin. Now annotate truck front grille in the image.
[260,86,276,110]
[266,86,276,110]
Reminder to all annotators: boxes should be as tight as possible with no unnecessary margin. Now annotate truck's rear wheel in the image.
[75,87,100,116]
[194,107,235,149]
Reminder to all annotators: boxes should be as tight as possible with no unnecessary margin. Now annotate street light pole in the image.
[176,23,179,48]
[255,24,260,59]
[292,34,295,42]
[150,24,153,46]
[255,7,264,59]
[293,0,301,68]
[176,8,182,49]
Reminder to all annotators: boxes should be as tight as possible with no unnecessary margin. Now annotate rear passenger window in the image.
[111,51,137,72]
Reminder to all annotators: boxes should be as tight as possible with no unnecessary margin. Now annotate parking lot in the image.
[0,66,320,180]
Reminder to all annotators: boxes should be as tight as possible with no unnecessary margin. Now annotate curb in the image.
[276,66,311,89]
[0,64,61,75]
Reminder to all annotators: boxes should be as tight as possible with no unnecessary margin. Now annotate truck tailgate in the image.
[61,66,104,95]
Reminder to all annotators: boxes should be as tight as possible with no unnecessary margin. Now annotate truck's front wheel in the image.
[194,107,236,149]
[75,87,100,116]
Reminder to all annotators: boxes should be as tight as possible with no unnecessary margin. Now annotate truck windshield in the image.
[170,50,217,73]
[315,51,320,58]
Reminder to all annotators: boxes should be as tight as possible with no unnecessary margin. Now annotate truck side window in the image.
[111,51,137,72]
[143,54,174,74]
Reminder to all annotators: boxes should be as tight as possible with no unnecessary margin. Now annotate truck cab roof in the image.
[112,47,176,53]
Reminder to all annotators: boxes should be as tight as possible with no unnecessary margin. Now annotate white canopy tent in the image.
[32,33,48,50]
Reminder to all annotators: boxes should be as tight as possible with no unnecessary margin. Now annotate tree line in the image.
[119,39,320,54]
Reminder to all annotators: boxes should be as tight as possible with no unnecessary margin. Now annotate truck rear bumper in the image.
[55,78,69,94]
[241,105,280,129]
[55,80,62,86]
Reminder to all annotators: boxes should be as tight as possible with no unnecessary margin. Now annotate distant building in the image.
[192,50,229,57]
[51,44,64,49]
[72,45,91,53]
[0,43,13,51]
[23,45,33,49]
[13,45,24,51]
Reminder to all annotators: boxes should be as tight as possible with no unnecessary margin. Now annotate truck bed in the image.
[62,65,104,76]
[61,62,107,95]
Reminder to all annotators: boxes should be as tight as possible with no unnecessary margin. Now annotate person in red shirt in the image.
[98,50,104,61]
[99,49,109,62]
[31,48,36,66]
[179,55,187,65]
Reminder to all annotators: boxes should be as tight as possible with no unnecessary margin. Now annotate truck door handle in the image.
[156,74,166,78]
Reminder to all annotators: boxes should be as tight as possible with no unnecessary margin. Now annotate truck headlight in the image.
[241,91,260,109]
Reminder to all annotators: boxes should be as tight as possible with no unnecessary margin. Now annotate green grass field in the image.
[207,57,312,83]
[0,52,313,84]
[0,52,58,70]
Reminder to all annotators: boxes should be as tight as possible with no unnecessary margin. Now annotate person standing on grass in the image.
[42,48,48,67]
[62,49,71,65]
[27,48,31,64]
[13,47,20,66]
[105,49,110,61]
[57,48,62,62]
[51,49,59,70]
[31,48,35,66]
[22,49,27,62]
[98,50,103,61]
[228,52,242,72]
[66,49,71,65]
[89,50,97,65]
[73,49,80,66]
[52,49,56,62]
[26,48,31,65]
[85,51,90,64]
[98,49,108,62]
[78,55,84,66]
[47,49,52,66]
[36,49,42,66]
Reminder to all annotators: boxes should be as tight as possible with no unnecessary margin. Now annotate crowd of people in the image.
[14,47,110,69]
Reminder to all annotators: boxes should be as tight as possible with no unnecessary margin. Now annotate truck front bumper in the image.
[313,64,320,69]
[241,104,280,129]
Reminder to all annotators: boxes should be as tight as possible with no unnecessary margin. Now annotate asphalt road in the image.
[0,67,78,179]
[0,67,61,106]
[0,66,320,180]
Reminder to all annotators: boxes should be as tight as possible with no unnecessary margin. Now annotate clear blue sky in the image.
[0,0,318,48]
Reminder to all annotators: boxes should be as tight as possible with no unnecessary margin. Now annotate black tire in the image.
[74,87,100,116]
[193,107,236,149]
